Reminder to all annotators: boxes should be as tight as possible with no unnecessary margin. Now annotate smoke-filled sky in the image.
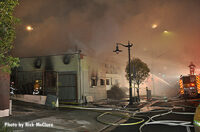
[13,0,200,93]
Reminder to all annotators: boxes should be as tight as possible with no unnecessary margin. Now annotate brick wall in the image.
[0,70,10,110]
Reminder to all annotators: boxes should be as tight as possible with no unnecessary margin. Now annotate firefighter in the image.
[146,87,149,101]
[10,81,15,95]
[33,80,40,95]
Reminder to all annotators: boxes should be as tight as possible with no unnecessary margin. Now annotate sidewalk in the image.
[0,100,122,132]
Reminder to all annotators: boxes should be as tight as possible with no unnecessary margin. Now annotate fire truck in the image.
[179,62,200,98]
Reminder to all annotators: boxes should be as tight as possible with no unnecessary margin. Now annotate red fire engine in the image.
[179,62,200,98]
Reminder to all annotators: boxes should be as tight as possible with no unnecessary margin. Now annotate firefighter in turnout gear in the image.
[33,80,40,95]
[10,81,16,95]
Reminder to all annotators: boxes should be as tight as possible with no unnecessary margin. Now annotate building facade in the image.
[11,52,111,104]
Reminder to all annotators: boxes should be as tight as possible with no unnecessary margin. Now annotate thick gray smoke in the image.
[13,0,200,96]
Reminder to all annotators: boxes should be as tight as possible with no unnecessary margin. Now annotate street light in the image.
[163,30,169,34]
[113,41,133,105]
[152,24,158,29]
[113,45,122,54]
[26,25,33,31]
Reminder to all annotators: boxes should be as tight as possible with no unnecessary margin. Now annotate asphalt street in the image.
[0,100,121,132]
[109,98,196,132]
[0,97,198,132]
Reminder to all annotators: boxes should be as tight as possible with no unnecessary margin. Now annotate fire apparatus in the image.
[179,62,200,98]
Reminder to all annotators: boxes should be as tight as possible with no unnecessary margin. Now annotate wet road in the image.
[108,97,197,132]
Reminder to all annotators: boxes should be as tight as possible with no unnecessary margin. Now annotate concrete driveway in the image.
[0,100,121,132]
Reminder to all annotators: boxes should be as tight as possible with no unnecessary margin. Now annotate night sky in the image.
[13,0,200,95]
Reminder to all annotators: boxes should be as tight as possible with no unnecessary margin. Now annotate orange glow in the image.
[190,83,195,87]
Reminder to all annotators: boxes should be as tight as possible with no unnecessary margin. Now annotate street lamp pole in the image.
[113,41,133,105]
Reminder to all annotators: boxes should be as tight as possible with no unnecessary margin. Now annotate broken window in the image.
[100,79,105,85]
[91,78,97,87]
[106,79,110,85]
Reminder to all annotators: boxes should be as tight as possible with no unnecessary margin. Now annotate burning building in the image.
[11,51,121,104]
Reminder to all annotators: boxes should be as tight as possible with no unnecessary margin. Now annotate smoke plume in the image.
[13,0,200,96]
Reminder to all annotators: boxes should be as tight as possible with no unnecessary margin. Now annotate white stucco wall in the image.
[81,56,107,101]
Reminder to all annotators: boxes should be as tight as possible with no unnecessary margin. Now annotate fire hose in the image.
[60,105,145,126]
[96,112,144,126]
[59,99,195,131]
[138,108,194,132]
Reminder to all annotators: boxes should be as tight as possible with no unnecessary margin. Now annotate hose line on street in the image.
[59,99,195,132]
[139,109,194,132]
[96,112,145,126]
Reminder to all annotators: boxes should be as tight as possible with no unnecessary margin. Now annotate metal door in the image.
[44,71,57,95]
[58,72,77,101]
